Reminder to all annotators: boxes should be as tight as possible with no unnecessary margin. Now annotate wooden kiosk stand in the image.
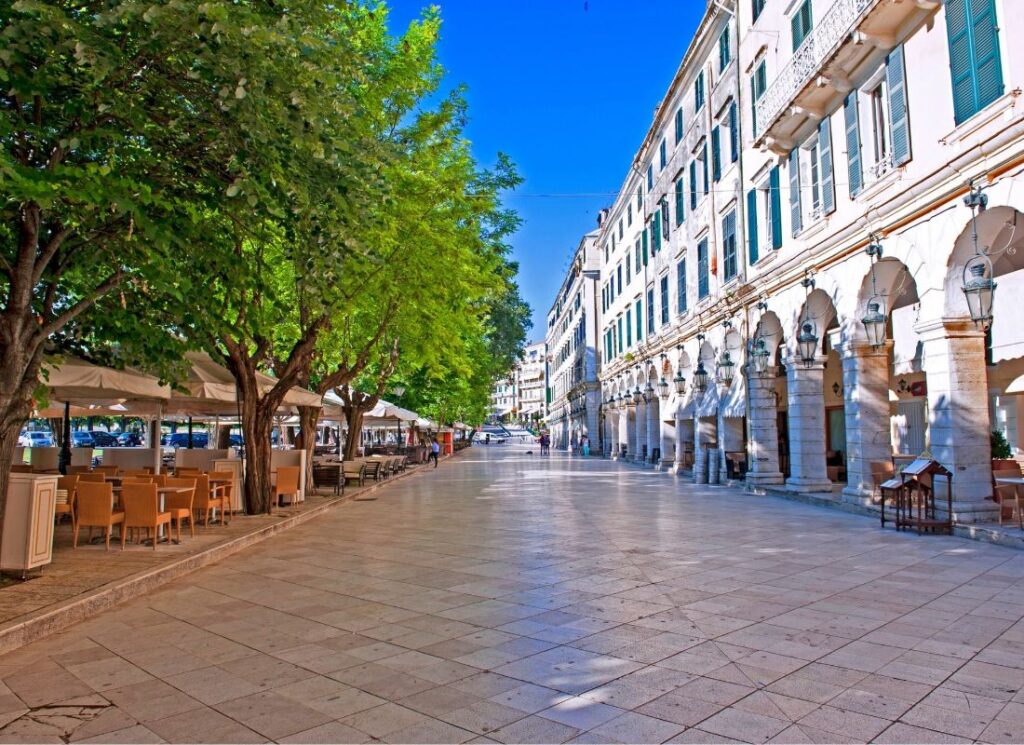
[881,458,953,535]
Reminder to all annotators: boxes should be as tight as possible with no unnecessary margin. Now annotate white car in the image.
[18,431,53,448]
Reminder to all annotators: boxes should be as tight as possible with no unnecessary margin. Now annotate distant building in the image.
[545,229,602,451]
[488,376,516,423]
[515,342,547,424]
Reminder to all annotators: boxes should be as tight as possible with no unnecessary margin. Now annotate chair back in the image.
[151,473,167,487]
[77,482,114,523]
[125,468,154,477]
[176,467,203,477]
[122,475,154,484]
[68,465,92,474]
[57,475,79,504]
[94,465,119,476]
[993,468,1022,484]
[276,466,300,494]
[79,472,106,483]
[193,474,212,508]
[165,477,196,511]
[121,482,159,524]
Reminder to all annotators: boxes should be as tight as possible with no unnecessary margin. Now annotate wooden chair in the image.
[207,471,234,524]
[993,467,1024,529]
[164,477,197,539]
[274,466,301,507]
[94,465,119,477]
[176,467,203,477]
[121,482,174,549]
[122,475,153,484]
[342,461,365,487]
[313,463,344,495]
[362,460,381,482]
[74,482,123,550]
[67,465,92,475]
[125,468,154,477]
[191,474,224,527]
[151,473,167,487]
[55,475,78,525]
[78,472,106,483]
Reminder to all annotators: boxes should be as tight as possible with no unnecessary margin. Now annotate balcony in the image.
[754,0,939,154]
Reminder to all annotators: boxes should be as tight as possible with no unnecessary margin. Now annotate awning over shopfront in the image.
[696,384,720,418]
[721,375,747,419]
[41,357,171,406]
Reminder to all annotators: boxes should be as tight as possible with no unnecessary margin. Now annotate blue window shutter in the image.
[677,260,687,313]
[770,166,783,249]
[702,143,709,192]
[747,187,759,265]
[711,126,722,182]
[728,101,739,162]
[972,0,1004,113]
[636,300,642,339]
[788,148,801,236]
[652,211,662,254]
[946,0,1004,125]
[675,177,685,225]
[690,160,697,209]
[819,117,835,215]
[641,227,648,265]
[675,108,684,144]
[844,92,862,197]
[886,45,910,165]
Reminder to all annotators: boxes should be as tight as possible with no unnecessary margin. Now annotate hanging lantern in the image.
[717,351,735,385]
[644,381,655,402]
[962,257,996,327]
[657,377,669,399]
[752,337,771,376]
[632,386,643,404]
[862,300,887,348]
[797,321,818,367]
[674,370,686,395]
[693,360,709,393]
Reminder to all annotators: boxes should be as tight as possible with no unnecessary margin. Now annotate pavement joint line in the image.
[0,451,468,656]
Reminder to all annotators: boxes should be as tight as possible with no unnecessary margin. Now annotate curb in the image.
[0,455,455,655]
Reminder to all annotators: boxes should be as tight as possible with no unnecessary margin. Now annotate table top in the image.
[995,477,1024,485]
[111,485,192,494]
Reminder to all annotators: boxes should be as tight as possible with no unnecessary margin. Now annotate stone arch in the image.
[789,288,839,360]
[944,205,1024,320]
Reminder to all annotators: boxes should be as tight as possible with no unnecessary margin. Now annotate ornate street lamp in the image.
[962,184,995,327]
[752,337,771,376]
[862,242,887,348]
[658,376,669,399]
[674,369,686,395]
[632,386,643,405]
[644,380,655,402]
[716,351,735,385]
[797,322,818,367]
[693,359,709,393]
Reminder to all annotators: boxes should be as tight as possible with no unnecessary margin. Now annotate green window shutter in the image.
[635,299,642,339]
[652,211,662,254]
[719,26,730,72]
[702,143,709,192]
[886,45,911,165]
[819,117,835,215]
[788,148,801,236]
[770,166,783,249]
[791,0,812,51]
[641,226,649,265]
[844,92,862,197]
[747,187,759,265]
[626,309,632,347]
[946,0,1004,125]
[689,160,697,209]
[972,0,1004,113]
[728,101,739,162]
[674,177,685,225]
[675,107,684,144]
[711,126,722,182]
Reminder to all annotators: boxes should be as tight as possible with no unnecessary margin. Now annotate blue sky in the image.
[387,1,703,340]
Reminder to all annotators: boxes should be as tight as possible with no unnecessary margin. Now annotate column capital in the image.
[834,338,893,359]
[783,355,826,372]
[913,316,986,341]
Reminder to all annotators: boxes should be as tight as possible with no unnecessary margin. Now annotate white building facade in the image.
[488,376,516,422]
[547,230,602,451]
[515,342,548,424]
[598,0,1024,523]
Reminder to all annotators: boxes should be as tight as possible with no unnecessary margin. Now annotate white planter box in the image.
[2,474,58,574]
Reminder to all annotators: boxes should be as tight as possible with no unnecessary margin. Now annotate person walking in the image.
[429,438,440,468]
[581,435,590,457]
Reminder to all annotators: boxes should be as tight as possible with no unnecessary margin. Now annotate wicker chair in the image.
[342,462,365,487]
[74,481,123,550]
[121,482,174,549]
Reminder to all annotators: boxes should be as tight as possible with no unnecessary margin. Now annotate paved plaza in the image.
[2,448,1024,743]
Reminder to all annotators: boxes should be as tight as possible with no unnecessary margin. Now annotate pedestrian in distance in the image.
[429,438,440,468]
[581,435,590,457]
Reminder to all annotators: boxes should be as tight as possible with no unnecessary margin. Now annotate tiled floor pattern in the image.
[1,447,1023,743]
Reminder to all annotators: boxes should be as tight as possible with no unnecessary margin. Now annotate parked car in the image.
[71,431,95,447]
[117,432,143,447]
[161,432,209,449]
[18,431,53,448]
[88,431,119,447]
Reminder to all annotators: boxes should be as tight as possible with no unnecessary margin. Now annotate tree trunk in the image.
[239,396,276,514]
[343,407,365,461]
[298,405,319,492]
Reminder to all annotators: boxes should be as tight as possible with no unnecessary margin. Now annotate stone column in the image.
[645,397,658,464]
[673,404,688,473]
[785,356,833,492]
[660,403,674,468]
[621,405,633,459]
[634,400,647,462]
[839,340,893,504]
[916,319,998,522]
[746,365,784,487]
[693,395,717,484]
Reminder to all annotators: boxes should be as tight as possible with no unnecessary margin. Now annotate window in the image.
[946,0,1003,125]
[675,107,684,145]
[635,239,641,273]
[845,92,863,197]
[674,176,685,226]
[728,101,739,163]
[722,211,737,280]
[789,147,801,235]
[646,164,653,190]
[659,138,667,170]
[660,276,669,325]
[636,187,642,211]
[608,277,614,303]
[635,299,642,341]
[689,159,698,210]
[625,252,631,284]
[702,142,709,193]
[625,308,632,347]
[676,259,687,314]
[646,289,655,334]
[617,317,623,356]
[751,60,767,135]
[651,211,662,254]
[694,70,705,112]
[719,25,731,72]
[711,126,722,182]
[617,264,622,294]
[660,199,670,239]
[791,0,812,52]
[697,238,709,299]
[627,203,632,226]
[618,219,624,239]
[641,225,649,265]
[752,0,765,21]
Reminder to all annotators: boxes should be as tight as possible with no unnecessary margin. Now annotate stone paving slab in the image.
[0,447,1022,743]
